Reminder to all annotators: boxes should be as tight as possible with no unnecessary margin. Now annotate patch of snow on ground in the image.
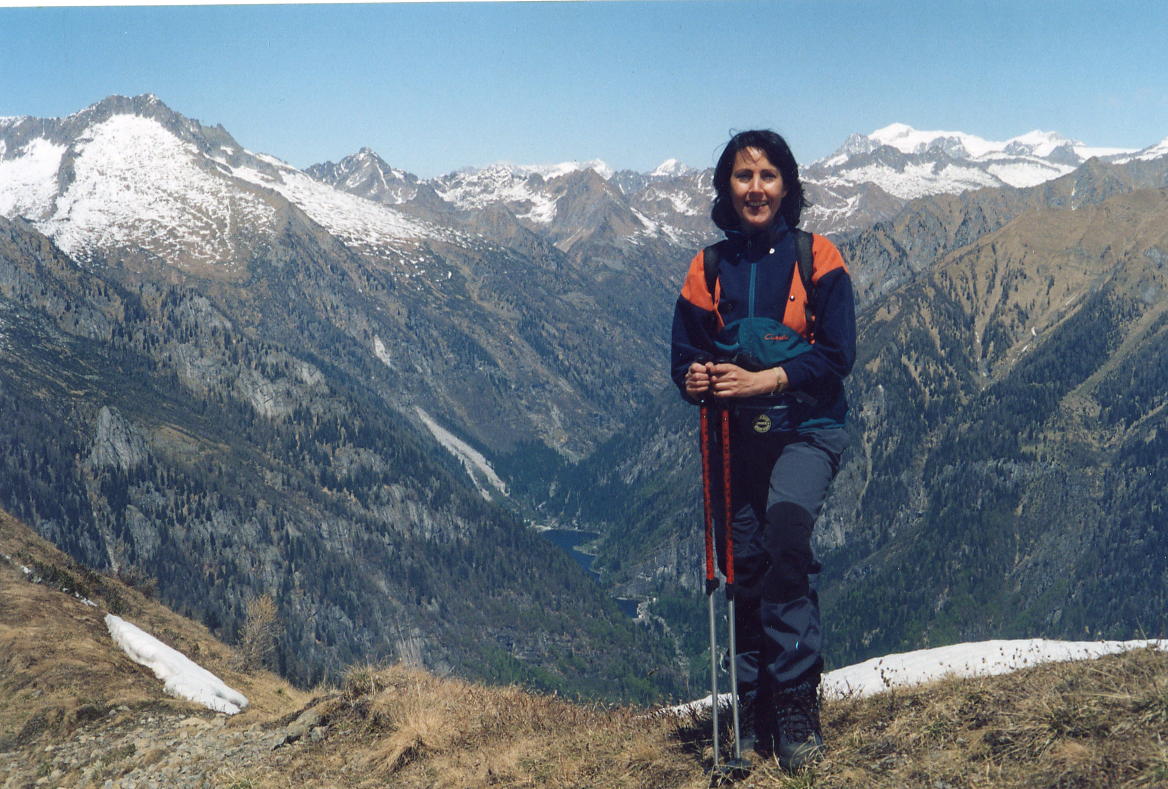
[984,159,1073,188]
[0,552,31,575]
[415,407,507,500]
[517,191,559,224]
[646,187,702,216]
[0,137,66,220]
[4,552,101,607]
[822,638,1168,698]
[632,208,660,234]
[664,638,1168,715]
[229,161,432,252]
[105,614,249,715]
[803,193,866,234]
[626,207,689,246]
[827,161,1001,200]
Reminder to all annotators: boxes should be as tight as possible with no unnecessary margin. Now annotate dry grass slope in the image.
[0,507,308,749]
[813,647,1168,788]
[225,647,1168,788]
[254,663,703,788]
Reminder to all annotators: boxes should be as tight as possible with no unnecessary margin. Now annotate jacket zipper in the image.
[748,258,758,320]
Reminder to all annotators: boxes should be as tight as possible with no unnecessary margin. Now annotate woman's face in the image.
[730,147,787,233]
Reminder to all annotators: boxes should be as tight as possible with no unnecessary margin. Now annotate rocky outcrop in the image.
[86,407,148,473]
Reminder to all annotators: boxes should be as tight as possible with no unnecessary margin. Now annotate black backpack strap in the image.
[702,241,724,303]
[794,229,815,330]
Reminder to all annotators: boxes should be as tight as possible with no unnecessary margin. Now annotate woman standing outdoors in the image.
[670,130,855,770]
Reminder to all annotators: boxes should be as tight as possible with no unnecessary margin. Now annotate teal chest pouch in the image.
[714,316,812,372]
[715,316,817,434]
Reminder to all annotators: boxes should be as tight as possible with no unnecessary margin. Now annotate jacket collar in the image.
[724,217,791,260]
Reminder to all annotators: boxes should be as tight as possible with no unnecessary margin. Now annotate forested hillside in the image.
[823,187,1168,662]
[0,214,681,700]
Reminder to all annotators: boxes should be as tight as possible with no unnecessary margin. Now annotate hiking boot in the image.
[717,691,758,756]
[774,679,824,772]
[747,694,777,759]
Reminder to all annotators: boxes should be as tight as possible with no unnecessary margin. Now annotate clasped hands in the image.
[685,361,788,399]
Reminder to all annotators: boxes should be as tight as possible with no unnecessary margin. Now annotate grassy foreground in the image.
[231,646,1168,788]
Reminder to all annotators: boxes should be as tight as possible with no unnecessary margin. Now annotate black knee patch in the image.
[763,502,815,602]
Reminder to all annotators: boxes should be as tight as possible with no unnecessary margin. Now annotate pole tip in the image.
[709,757,752,781]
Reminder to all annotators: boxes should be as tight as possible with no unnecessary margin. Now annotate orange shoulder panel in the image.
[679,248,718,312]
[783,268,809,336]
[810,234,849,283]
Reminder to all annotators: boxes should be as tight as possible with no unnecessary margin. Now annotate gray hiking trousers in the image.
[712,424,848,699]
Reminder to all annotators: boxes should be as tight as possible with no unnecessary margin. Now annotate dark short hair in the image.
[711,129,808,232]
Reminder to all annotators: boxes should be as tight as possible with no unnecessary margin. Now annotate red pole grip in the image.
[721,408,734,586]
[700,406,715,585]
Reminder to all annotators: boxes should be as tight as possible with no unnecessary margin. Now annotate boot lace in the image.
[777,680,821,743]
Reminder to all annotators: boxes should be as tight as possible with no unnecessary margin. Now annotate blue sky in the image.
[1,1,1166,177]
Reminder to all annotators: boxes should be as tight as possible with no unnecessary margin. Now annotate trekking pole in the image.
[701,402,751,778]
[700,403,720,772]
[720,407,750,775]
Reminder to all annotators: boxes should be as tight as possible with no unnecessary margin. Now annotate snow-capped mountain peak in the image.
[496,159,614,181]
[868,123,1003,158]
[849,123,1133,164]
[5,95,1161,272]
[0,95,442,269]
[429,159,614,224]
[1111,136,1168,164]
[305,147,419,206]
[649,158,692,178]
[803,122,1144,232]
[540,158,613,180]
[501,159,613,180]
[5,110,279,267]
[1003,129,1076,157]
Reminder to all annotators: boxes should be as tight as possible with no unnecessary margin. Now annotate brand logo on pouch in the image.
[752,414,772,433]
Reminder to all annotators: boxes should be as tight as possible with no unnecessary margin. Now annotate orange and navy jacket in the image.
[670,219,856,428]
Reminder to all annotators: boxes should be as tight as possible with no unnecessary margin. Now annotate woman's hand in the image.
[708,363,787,398]
[685,362,712,398]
